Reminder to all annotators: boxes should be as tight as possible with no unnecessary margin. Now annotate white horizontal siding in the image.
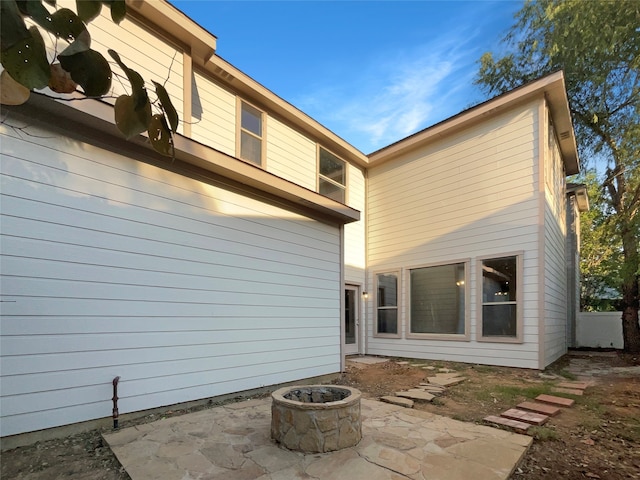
[365,102,541,368]
[543,201,568,366]
[543,125,568,366]
[0,121,341,437]
[266,117,317,189]
[190,72,236,156]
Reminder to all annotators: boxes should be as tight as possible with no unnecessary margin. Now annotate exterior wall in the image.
[344,165,367,352]
[565,195,581,348]
[345,165,366,285]
[542,110,569,366]
[190,71,237,156]
[266,117,317,190]
[366,101,542,368]
[55,0,185,133]
[0,120,342,437]
[576,312,624,349]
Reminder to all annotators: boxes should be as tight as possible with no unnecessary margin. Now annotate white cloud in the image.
[294,25,487,153]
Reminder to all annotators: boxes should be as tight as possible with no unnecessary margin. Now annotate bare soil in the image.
[2,351,639,480]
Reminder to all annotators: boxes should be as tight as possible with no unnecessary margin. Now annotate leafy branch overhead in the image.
[0,0,178,156]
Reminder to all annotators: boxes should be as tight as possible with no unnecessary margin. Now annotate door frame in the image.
[344,284,360,355]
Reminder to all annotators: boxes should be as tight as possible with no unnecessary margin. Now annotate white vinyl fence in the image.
[576,312,624,349]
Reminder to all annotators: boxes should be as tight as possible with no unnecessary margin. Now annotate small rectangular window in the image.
[481,256,518,337]
[318,147,346,203]
[409,263,466,335]
[376,272,399,335]
[239,101,263,165]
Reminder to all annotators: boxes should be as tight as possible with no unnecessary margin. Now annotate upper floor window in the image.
[318,147,346,203]
[239,101,263,165]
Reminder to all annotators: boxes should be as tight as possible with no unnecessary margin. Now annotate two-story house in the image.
[0,0,586,439]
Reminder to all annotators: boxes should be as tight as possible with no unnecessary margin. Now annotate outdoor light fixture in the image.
[362,291,369,299]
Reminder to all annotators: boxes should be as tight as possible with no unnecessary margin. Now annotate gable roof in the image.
[368,71,580,175]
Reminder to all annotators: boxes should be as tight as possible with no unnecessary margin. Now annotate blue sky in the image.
[171,1,522,154]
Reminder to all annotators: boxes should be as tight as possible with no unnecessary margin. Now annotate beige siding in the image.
[48,1,186,134]
[190,71,237,156]
[345,165,366,285]
[266,117,317,189]
[0,121,341,437]
[366,102,541,368]
[543,117,569,366]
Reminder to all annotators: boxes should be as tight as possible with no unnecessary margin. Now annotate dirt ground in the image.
[2,351,639,480]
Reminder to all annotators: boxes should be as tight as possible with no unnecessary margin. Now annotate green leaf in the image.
[1,0,30,52]
[152,81,179,133]
[108,49,146,108]
[59,49,112,96]
[114,94,152,139]
[102,0,126,24]
[148,114,173,156]
[16,0,51,28]
[45,8,87,43]
[0,69,31,105]
[76,0,102,23]
[0,26,50,90]
[59,29,91,57]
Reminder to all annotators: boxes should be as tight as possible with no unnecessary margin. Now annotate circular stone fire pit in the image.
[271,385,362,453]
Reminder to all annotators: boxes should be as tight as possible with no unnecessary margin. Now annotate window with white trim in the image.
[239,101,263,165]
[409,263,466,335]
[376,272,399,335]
[481,256,518,337]
[318,147,346,203]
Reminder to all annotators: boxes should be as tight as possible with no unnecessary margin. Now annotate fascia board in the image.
[126,0,217,64]
[368,71,580,176]
[9,94,360,226]
[201,54,369,168]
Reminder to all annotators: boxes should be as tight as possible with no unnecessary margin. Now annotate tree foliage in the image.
[0,0,178,156]
[580,171,623,311]
[476,0,640,351]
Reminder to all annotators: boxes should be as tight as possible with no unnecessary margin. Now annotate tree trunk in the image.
[620,224,640,353]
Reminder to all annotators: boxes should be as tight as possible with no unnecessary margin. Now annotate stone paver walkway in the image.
[347,356,390,367]
[104,397,532,480]
[566,351,640,378]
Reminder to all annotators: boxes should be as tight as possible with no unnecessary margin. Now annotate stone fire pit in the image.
[270,385,362,453]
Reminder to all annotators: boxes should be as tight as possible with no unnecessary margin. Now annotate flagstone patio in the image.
[104,397,532,480]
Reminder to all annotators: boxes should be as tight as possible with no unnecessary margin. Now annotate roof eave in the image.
[8,94,360,226]
[368,71,580,176]
[126,0,217,64]
[127,0,368,168]
[567,183,590,212]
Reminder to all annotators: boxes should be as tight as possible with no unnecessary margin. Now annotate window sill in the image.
[373,333,402,339]
[476,336,523,344]
[406,333,470,342]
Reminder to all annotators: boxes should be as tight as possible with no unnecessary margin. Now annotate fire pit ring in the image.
[271,385,362,453]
